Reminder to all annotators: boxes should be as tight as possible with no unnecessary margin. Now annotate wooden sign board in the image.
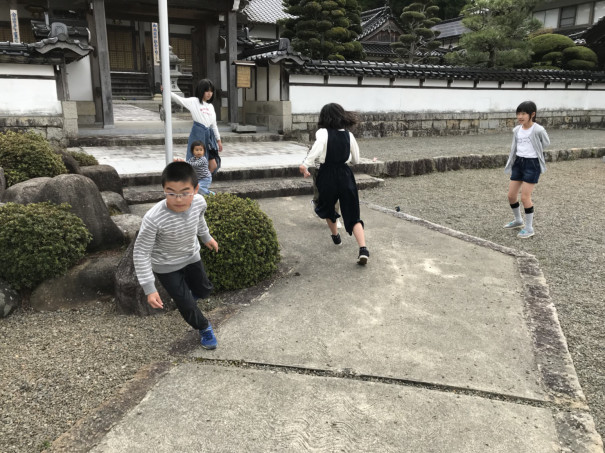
[236,65,251,88]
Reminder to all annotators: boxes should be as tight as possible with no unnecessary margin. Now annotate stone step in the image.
[120,166,302,187]
[70,131,286,147]
[123,174,384,204]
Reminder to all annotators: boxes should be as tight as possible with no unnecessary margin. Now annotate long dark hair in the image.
[195,79,215,103]
[317,103,358,130]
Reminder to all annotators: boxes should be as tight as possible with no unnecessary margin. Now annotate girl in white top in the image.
[503,101,550,239]
[299,103,369,265]
[171,79,223,174]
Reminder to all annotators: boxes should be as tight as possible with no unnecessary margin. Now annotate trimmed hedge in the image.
[0,202,92,289]
[67,150,99,166]
[200,193,280,291]
[0,131,67,186]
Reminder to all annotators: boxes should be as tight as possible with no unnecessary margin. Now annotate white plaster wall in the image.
[269,64,280,101]
[289,84,605,114]
[257,66,268,101]
[0,78,61,115]
[248,23,278,40]
[66,57,93,101]
[0,63,54,76]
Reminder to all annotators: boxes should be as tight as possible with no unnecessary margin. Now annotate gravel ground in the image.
[356,129,605,161]
[361,158,605,441]
[1,129,603,452]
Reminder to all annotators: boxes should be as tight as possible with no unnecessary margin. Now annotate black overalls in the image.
[314,129,363,235]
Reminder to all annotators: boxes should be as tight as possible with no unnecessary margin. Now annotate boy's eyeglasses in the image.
[164,192,195,199]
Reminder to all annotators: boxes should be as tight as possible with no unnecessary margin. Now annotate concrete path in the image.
[87,196,602,453]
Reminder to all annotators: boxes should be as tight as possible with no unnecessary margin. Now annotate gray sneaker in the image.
[503,220,524,229]
[517,229,535,239]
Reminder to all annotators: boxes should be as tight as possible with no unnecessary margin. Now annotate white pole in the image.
[158,0,173,164]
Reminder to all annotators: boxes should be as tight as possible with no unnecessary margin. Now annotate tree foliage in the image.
[445,0,542,68]
[280,0,365,60]
[391,1,442,64]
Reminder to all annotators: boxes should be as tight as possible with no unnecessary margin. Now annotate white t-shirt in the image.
[515,124,537,158]
[170,93,221,141]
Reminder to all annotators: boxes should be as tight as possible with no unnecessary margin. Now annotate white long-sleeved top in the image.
[133,195,213,295]
[170,92,221,141]
[301,128,360,169]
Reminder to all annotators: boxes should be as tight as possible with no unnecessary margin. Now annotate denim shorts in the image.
[511,157,540,184]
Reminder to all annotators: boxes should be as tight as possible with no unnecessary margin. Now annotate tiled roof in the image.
[287,59,605,82]
[431,16,467,40]
[241,0,294,24]
[240,38,308,64]
[0,36,92,64]
[359,6,390,40]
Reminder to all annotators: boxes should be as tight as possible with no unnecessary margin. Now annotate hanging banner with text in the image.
[10,10,21,43]
[152,22,160,66]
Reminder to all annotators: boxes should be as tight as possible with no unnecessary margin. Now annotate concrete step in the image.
[123,174,384,204]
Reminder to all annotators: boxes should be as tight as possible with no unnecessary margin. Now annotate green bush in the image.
[0,202,92,290]
[67,150,99,166]
[200,193,280,291]
[530,34,575,61]
[0,131,67,186]
[562,46,598,70]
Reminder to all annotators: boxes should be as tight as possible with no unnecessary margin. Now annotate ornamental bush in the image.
[0,131,67,186]
[0,202,92,290]
[200,193,280,291]
[67,150,99,166]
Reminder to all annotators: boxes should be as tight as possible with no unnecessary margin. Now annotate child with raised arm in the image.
[503,101,550,239]
[299,103,369,265]
[133,161,219,349]
[170,79,222,174]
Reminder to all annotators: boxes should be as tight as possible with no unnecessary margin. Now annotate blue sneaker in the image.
[200,324,217,349]
[503,220,524,229]
[517,229,535,239]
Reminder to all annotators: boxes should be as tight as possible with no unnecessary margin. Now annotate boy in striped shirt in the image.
[133,161,219,349]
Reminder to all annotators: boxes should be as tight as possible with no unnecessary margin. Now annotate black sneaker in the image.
[331,233,342,245]
[357,247,369,265]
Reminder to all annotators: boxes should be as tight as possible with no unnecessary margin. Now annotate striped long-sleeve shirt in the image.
[133,195,213,295]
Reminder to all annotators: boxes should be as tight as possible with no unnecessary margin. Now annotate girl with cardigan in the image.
[503,101,550,239]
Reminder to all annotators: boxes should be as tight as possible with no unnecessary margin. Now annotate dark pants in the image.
[155,260,213,331]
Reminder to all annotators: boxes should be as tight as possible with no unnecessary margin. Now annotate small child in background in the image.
[188,141,214,195]
[503,101,550,239]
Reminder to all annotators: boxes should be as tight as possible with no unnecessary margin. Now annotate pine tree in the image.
[280,0,365,60]
[445,0,542,68]
[391,1,442,64]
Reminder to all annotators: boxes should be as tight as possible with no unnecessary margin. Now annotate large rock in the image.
[0,279,19,318]
[29,252,121,311]
[55,150,81,174]
[80,165,123,196]
[115,235,175,316]
[2,174,124,251]
[112,214,142,243]
[102,190,130,214]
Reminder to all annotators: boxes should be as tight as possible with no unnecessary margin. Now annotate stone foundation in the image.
[0,101,78,148]
[288,110,605,142]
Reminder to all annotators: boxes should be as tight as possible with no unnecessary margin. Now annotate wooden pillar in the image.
[192,17,220,117]
[89,0,114,127]
[226,10,238,125]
